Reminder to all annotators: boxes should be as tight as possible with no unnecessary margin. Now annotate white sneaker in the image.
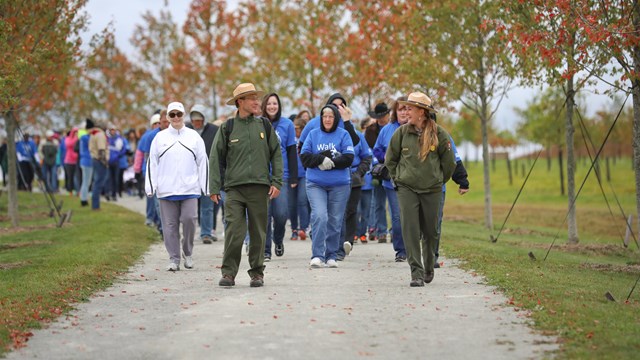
[343,242,352,256]
[326,259,338,268]
[183,255,194,269]
[166,263,179,271]
[309,257,323,268]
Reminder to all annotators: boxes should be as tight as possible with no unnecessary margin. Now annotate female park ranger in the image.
[385,92,456,287]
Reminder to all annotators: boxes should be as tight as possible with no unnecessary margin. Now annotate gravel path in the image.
[7,195,557,359]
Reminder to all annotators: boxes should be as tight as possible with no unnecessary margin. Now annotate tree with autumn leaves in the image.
[0,0,87,226]
[3,0,639,237]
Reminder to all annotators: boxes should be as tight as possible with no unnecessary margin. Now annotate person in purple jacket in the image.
[373,96,409,262]
[301,104,354,269]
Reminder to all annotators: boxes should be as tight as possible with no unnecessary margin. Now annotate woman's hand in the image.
[337,104,352,122]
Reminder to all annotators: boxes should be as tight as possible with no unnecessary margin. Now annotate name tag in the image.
[230,139,239,143]
[402,147,409,151]
[260,132,265,139]
[430,145,436,152]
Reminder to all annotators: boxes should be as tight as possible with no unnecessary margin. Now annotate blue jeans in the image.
[369,184,387,235]
[265,180,289,256]
[199,194,214,238]
[435,191,446,262]
[385,187,406,257]
[91,159,108,209]
[107,163,120,198]
[287,177,310,231]
[357,189,372,236]
[307,181,350,262]
[41,164,57,192]
[80,165,93,202]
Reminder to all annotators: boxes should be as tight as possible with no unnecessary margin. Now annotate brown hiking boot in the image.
[424,271,435,284]
[219,274,235,287]
[250,275,264,287]
[378,234,387,243]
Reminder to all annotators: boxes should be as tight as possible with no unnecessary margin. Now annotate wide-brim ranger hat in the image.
[398,92,438,113]
[368,102,390,119]
[226,83,264,106]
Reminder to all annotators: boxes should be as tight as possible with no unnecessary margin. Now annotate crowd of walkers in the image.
[8,119,145,210]
[4,83,470,288]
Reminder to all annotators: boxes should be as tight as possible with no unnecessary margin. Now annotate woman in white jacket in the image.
[145,102,209,271]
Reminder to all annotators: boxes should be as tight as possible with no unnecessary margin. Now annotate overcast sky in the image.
[82,0,615,133]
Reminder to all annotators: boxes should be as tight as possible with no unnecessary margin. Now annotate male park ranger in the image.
[209,83,283,288]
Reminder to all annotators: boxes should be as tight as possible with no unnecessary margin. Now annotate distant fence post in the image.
[625,214,640,248]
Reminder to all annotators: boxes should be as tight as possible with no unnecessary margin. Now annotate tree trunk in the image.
[633,4,640,243]
[211,80,218,120]
[6,109,19,227]
[566,78,579,244]
[605,156,611,182]
[506,155,513,186]
[558,146,565,196]
[546,146,551,172]
[309,64,316,116]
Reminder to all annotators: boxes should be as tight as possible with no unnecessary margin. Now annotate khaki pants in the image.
[222,184,270,279]
[397,186,440,280]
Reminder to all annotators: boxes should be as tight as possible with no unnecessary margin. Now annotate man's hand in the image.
[210,194,221,204]
[458,188,469,195]
[268,186,280,199]
[290,183,298,188]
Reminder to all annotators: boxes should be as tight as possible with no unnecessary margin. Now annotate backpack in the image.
[224,116,272,150]
[41,142,58,166]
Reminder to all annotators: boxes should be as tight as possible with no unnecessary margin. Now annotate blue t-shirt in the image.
[272,117,296,179]
[351,130,371,171]
[137,128,160,174]
[16,140,37,162]
[301,127,354,187]
[295,136,306,179]
[79,134,92,167]
[137,128,158,153]
[373,121,401,190]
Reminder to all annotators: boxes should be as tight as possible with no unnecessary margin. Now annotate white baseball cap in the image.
[167,102,185,114]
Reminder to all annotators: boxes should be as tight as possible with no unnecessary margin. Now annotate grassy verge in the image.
[0,191,156,355]
[440,157,640,358]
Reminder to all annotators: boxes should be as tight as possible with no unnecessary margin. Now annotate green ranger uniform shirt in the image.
[385,124,456,193]
[209,114,283,194]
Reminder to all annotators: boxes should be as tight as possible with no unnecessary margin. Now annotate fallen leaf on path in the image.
[331,330,345,334]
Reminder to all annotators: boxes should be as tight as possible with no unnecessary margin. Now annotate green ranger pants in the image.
[397,186,441,280]
[222,184,270,279]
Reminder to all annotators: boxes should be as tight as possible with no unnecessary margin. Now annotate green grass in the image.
[441,156,640,359]
[0,191,156,354]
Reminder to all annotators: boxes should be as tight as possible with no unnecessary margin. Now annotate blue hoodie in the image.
[373,121,401,190]
[272,116,296,180]
[301,105,355,187]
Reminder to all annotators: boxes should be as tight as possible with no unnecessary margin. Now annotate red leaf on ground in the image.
[273,315,278,319]
[331,330,345,334]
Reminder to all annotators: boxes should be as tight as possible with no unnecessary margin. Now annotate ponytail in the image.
[418,112,438,161]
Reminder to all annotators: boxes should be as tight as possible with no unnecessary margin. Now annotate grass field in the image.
[440,156,640,358]
[0,191,157,355]
[0,155,638,358]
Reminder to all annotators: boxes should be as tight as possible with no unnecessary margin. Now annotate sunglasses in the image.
[168,112,183,118]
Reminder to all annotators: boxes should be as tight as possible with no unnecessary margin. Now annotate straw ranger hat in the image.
[398,92,438,113]
[226,83,264,106]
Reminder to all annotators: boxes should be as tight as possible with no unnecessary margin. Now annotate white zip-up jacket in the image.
[145,124,209,198]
